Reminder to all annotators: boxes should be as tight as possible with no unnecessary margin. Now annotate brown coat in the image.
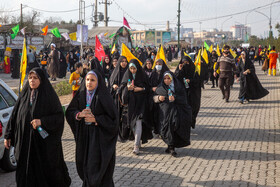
[48,49,59,77]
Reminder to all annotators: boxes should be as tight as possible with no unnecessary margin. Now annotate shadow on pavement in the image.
[187,180,269,187]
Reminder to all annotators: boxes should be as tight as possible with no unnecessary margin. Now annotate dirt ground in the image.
[59,94,73,105]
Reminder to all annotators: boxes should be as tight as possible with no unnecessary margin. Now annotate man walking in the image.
[214,45,237,103]
[48,43,59,81]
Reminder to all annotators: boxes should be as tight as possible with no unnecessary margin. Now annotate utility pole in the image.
[79,0,85,58]
[177,0,181,51]
[20,4,23,27]
[94,0,98,27]
[100,0,111,27]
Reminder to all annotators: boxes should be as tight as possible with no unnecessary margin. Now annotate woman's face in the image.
[105,56,110,63]
[112,59,118,68]
[146,61,152,69]
[129,66,137,74]
[120,59,128,68]
[164,75,172,86]
[241,53,246,59]
[86,74,98,91]
[156,61,163,65]
[183,60,189,65]
[28,73,40,89]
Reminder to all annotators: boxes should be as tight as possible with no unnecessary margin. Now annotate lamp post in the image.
[221,16,232,32]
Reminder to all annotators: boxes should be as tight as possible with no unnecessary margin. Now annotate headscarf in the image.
[85,71,98,106]
[164,72,175,92]
[109,56,128,88]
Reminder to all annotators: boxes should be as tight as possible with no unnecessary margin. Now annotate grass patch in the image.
[53,81,72,96]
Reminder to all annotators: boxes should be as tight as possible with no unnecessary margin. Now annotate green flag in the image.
[109,33,115,39]
[268,44,271,50]
[204,41,210,51]
[11,24,19,39]
[51,27,61,38]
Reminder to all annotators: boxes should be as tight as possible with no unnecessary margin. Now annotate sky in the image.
[1,0,280,38]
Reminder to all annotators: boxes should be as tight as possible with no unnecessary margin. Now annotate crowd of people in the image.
[3,42,276,186]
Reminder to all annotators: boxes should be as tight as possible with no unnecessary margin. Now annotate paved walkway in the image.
[0,65,279,187]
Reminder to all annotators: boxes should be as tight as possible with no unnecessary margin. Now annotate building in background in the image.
[230,24,251,41]
[131,30,171,47]
[193,29,233,45]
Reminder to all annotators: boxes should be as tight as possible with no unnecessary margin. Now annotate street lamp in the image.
[221,16,232,31]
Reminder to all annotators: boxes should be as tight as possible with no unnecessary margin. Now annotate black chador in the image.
[175,56,201,129]
[154,71,192,156]
[148,59,170,134]
[66,70,118,187]
[4,68,71,187]
[236,54,269,102]
[118,59,153,144]
[109,56,128,141]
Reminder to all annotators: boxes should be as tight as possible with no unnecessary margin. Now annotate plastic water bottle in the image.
[168,89,173,97]
[37,126,49,139]
[127,79,132,86]
[85,104,92,125]
[183,78,189,88]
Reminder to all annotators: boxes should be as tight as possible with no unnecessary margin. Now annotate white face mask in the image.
[155,65,162,71]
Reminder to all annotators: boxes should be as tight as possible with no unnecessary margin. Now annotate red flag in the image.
[95,35,105,62]
[123,17,131,29]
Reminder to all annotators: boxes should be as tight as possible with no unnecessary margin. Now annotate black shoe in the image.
[170,150,177,157]
[222,95,225,100]
[53,78,56,81]
[239,100,244,104]
[165,148,171,154]
[225,99,229,103]
[211,85,215,88]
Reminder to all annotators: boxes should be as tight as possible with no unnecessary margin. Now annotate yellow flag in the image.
[69,32,77,41]
[20,38,27,91]
[121,43,142,66]
[209,45,213,53]
[194,49,201,76]
[216,44,221,56]
[184,52,192,60]
[111,44,117,54]
[202,48,209,64]
[230,48,237,58]
[29,45,37,51]
[152,45,167,69]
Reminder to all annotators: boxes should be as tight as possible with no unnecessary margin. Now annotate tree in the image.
[276,23,280,37]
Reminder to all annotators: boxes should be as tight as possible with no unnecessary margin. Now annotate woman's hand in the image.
[169,96,175,102]
[30,119,41,129]
[179,64,183,70]
[113,84,119,90]
[133,87,144,92]
[186,79,190,83]
[152,87,157,92]
[127,85,134,91]
[4,139,11,149]
[159,96,165,102]
[78,109,92,118]
[85,114,98,125]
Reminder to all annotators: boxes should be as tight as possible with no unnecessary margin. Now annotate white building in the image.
[230,24,251,41]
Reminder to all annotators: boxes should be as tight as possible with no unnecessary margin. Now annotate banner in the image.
[145,31,155,46]
[77,25,88,43]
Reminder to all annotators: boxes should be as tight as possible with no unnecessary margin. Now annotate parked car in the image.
[0,79,17,171]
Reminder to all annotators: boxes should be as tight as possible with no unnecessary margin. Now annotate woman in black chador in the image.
[66,70,118,187]
[175,56,201,129]
[153,71,192,157]
[149,59,170,134]
[109,56,128,141]
[4,68,71,187]
[118,59,153,155]
[236,51,269,104]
